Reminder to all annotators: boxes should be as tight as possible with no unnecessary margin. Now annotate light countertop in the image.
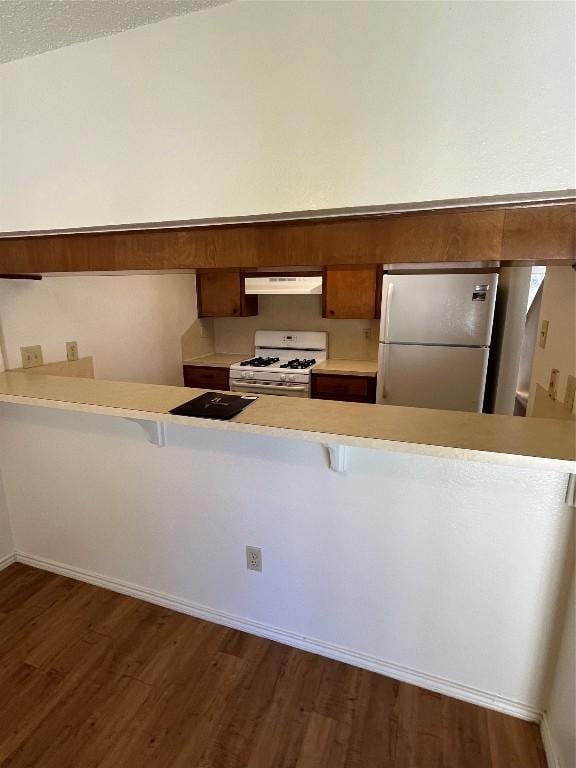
[0,372,573,474]
[312,360,378,377]
[6,357,95,379]
[184,355,378,377]
[182,353,247,367]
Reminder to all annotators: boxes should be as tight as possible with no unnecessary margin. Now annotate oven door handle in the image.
[230,381,308,393]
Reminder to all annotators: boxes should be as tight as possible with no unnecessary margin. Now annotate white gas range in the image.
[229,330,327,397]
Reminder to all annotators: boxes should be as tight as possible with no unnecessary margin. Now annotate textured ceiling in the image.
[0,0,231,64]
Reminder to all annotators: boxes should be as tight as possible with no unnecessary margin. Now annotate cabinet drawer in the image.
[183,365,230,390]
[311,373,376,403]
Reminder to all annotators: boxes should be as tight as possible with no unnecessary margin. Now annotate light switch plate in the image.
[548,368,559,400]
[539,320,549,349]
[564,375,576,413]
[20,345,43,369]
[66,341,79,362]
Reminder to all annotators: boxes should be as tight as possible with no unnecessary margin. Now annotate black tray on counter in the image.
[169,392,258,421]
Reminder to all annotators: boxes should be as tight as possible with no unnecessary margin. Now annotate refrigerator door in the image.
[377,343,490,412]
[380,273,498,346]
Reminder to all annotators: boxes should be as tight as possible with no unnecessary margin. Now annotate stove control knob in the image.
[241,371,247,379]
[289,374,295,382]
[249,371,254,379]
[281,373,286,381]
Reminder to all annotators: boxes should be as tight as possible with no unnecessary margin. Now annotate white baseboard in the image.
[541,713,561,768]
[0,552,16,571]
[16,551,542,723]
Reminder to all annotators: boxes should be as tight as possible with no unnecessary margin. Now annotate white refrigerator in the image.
[377,272,498,412]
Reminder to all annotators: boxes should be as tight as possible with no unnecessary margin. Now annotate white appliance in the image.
[377,272,498,412]
[244,275,323,295]
[229,330,327,397]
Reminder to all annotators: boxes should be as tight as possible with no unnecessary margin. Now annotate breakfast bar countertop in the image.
[0,371,574,475]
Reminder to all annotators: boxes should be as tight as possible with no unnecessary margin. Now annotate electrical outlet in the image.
[246,546,262,572]
[564,375,576,413]
[548,368,559,400]
[539,319,549,349]
[20,345,43,369]
[66,341,79,362]
[362,327,371,340]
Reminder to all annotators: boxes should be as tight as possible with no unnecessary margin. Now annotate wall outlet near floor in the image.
[362,327,371,340]
[66,341,79,362]
[547,368,559,400]
[539,319,549,349]
[20,345,43,369]
[246,546,262,572]
[564,375,576,413]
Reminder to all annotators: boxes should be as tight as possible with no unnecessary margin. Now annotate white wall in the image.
[0,401,572,717]
[0,466,14,563]
[528,267,576,415]
[1,0,573,232]
[0,274,197,384]
[214,295,379,359]
[544,566,575,768]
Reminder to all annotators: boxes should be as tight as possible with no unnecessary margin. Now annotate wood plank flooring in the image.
[0,564,547,768]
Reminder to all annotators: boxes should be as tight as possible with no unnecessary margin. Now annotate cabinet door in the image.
[183,365,230,390]
[197,271,258,318]
[311,373,376,403]
[323,266,380,319]
[376,344,489,412]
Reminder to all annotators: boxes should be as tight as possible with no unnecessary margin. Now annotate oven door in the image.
[229,379,310,397]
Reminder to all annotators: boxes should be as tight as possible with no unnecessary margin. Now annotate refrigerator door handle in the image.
[382,281,394,342]
[378,343,389,401]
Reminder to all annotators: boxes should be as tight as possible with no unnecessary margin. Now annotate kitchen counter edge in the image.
[0,372,573,475]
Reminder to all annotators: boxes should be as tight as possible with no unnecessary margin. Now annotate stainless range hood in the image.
[244,275,323,295]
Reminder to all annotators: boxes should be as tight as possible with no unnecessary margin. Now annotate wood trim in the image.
[239,270,258,316]
[0,202,573,274]
[0,273,42,280]
[2,191,573,239]
[242,270,324,278]
[375,264,383,318]
[501,204,575,263]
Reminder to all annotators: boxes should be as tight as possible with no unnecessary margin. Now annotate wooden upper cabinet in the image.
[322,266,381,319]
[196,270,258,318]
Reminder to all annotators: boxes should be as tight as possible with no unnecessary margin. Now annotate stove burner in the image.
[240,357,280,368]
[279,358,317,370]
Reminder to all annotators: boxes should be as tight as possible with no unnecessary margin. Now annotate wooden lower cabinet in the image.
[310,373,376,404]
[183,365,230,390]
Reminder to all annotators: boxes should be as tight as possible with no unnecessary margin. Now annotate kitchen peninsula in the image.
[0,371,573,474]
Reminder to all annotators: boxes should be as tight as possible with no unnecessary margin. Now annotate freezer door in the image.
[377,343,490,412]
[380,273,498,346]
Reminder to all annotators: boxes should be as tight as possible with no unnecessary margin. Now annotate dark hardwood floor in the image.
[0,564,547,767]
